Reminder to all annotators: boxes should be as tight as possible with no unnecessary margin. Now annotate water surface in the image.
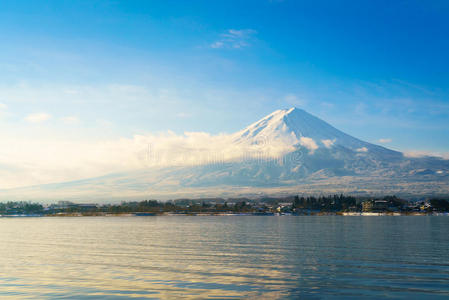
[0,216,448,299]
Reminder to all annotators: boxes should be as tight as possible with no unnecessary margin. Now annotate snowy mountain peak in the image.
[234,107,399,155]
[233,108,299,146]
[255,107,304,123]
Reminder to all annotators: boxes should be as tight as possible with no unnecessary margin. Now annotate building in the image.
[362,200,388,212]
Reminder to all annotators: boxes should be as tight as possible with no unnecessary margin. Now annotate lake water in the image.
[0,216,448,299]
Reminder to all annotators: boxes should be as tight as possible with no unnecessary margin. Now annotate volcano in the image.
[1,108,448,202]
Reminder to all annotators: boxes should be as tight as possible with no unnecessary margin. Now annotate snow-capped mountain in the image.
[233,107,400,156]
[1,108,448,202]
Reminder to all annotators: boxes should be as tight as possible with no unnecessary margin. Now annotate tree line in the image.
[1,195,449,215]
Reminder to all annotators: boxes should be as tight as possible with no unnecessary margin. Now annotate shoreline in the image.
[1,212,448,217]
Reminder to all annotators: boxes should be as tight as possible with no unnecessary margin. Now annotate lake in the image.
[0,216,448,299]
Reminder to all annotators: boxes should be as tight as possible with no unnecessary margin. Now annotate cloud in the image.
[61,116,79,124]
[321,139,336,148]
[299,137,318,154]
[0,103,7,110]
[356,147,368,153]
[210,29,257,49]
[24,113,51,123]
[404,150,449,160]
[210,41,224,49]
[378,138,392,143]
[0,130,296,189]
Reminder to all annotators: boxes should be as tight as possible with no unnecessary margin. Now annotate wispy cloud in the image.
[356,147,368,153]
[404,150,449,160]
[299,137,318,154]
[0,130,295,188]
[24,113,51,123]
[378,138,392,143]
[210,29,257,49]
[321,139,335,148]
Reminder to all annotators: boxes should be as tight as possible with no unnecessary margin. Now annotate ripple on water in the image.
[0,216,448,299]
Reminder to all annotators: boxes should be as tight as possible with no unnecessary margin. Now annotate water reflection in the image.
[0,216,448,299]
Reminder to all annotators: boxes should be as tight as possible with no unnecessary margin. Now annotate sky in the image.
[0,0,449,188]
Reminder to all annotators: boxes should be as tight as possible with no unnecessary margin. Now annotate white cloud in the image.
[0,130,296,189]
[210,29,257,49]
[322,139,336,148]
[356,147,368,153]
[61,116,79,124]
[404,150,449,160]
[24,113,51,123]
[299,136,318,154]
[0,103,7,110]
[378,138,392,143]
[210,41,224,49]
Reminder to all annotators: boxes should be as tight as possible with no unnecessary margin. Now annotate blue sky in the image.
[0,0,449,186]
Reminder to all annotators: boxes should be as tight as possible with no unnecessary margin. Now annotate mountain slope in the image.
[0,108,448,202]
[234,108,398,152]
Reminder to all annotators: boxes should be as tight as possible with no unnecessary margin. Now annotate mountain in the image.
[1,108,448,202]
[233,107,402,158]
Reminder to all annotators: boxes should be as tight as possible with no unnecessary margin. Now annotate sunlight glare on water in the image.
[0,216,448,299]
